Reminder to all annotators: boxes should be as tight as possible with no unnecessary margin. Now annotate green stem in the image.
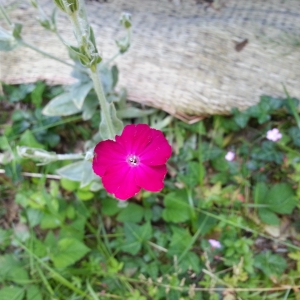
[69,11,83,43]
[20,243,91,299]
[90,65,116,139]
[0,2,12,26]
[103,51,121,67]
[19,39,76,69]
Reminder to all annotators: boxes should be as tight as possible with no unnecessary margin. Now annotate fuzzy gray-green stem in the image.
[90,65,116,139]
[20,39,76,69]
[0,2,12,26]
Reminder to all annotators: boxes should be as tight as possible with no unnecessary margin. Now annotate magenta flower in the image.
[266,128,282,142]
[208,239,222,249]
[92,124,172,200]
[225,151,235,161]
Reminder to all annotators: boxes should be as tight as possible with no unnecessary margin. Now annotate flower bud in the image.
[120,12,132,29]
[53,0,79,13]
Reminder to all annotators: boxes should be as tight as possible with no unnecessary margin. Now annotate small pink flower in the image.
[208,239,222,249]
[225,151,235,161]
[92,124,172,200]
[266,128,282,142]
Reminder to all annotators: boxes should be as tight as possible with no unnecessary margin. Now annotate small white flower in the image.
[208,239,222,249]
[266,128,282,142]
[225,151,235,161]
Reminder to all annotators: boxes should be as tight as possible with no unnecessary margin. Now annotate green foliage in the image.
[254,251,287,277]
[162,190,190,223]
[50,238,90,268]
[254,182,297,225]
[1,83,300,299]
[121,222,152,255]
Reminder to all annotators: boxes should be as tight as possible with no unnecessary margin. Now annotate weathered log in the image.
[1,0,300,119]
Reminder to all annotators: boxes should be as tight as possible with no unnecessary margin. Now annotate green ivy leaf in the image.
[117,203,144,223]
[102,198,121,216]
[0,287,25,300]
[288,126,300,147]
[266,183,297,214]
[258,208,280,225]
[121,222,152,255]
[251,141,283,164]
[232,108,250,128]
[26,285,43,300]
[254,251,287,276]
[19,130,45,149]
[168,226,192,256]
[179,251,201,273]
[50,238,90,268]
[0,254,29,284]
[162,191,190,223]
[31,82,46,108]
[179,161,201,188]
[254,182,268,204]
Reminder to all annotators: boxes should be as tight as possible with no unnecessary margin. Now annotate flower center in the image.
[127,155,140,167]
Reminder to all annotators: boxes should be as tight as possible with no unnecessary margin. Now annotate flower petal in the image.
[135,164,167,192]
[93,140,126,177]
[139,129,172,166]
[101,163,141,200]
[115,124,152,155]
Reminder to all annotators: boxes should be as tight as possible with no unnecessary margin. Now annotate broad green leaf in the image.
[70,81,93,109]
[32,238,47,258]
[0,255,29,284]
[251,141,283,164]
[168,226,192,256]
[288,126,300,147]
[254,182,268,204]
[31,81,46,107]
[266,183,297,214]
[50,238,90,268]
[101,66,115,94]
[40,213,62,229]
[179,161,201,188]
[80,160,98,188]
[259,95,283,110]
[179,251,201,273]
[60,178,80,192]
[232,108,249,128]
[0,229,12,250]
[59,218,86,240]
[19,130,45,149]
[121,222,152,255]
[117,203,144,223]
[254,251,287,276]
[26,208,43,228]
[42,92,81,116]
[56,160,87,182]
[26,285,43,300]
[82,95,98,120]
[76,190,94,201]
[162,191,190,223]
[258,208,280,225]
[0,286,24,300]
[101,198,121,216]
[99,103,123,139]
